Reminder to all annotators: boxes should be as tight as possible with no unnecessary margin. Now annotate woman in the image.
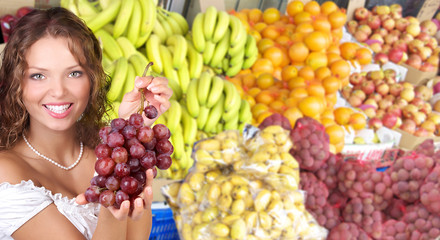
[0,7,172,240]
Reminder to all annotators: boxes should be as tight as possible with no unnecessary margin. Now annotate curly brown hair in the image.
[0,7,111,150]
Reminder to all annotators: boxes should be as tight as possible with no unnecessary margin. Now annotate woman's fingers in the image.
[108,200,130,221]
[75,193,87,205]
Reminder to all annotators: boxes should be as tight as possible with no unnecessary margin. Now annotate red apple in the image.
[376,6,391,15]
[385,94,396,102]
[348,95,363,107]
[352,89,367,101]
[376,109,386,119]
[400,33,414,42]
[382,18,395,31]
[420,102,433,115]
[394,97,408,108]
[361,80,375,95]
[368,92,383,102]
[426,37,439,51]
[375,28,388,37]
[388,48,404,63]
[400,88,415,102]
[406,23,421,37]
[420,20,438,36]
[400,119,417,134]
[419,62,435,72]
[354,30,369,42]
[392,39,408,52]
[369,42,383,53]
[381,44,392,54]
[389,83,404,96]
[379,98,393,110]
[408,39,424,53]
[367,70,384,81]
[414,85,433,102]
[364,98,379,109]
[369,33,384,44]
[433,82,440,94]
[414,127,429,137]
[358,24,372,35]
[405,54,422,69]
[387,105,402,117]
[395,18,409,31]
[349,72,364,86]
[364,107,377,118]
[369,117,383,129]
[390,4,403,15]
[367,15,381,30]
[390,11,402,20]
[341,86,352,99]
[355,7,370,21]
[420,119,436,133]
[382,113,398,129]
[347,20,359,34]
[376,82,390,96]
[374,52,389,65]
[410,111,427,125]
[402,104,418,118]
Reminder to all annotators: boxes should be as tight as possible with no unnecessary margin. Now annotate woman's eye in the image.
[69,71,83,78]
[30,73,45,80]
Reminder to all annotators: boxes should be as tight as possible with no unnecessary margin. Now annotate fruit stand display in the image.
[2,0,440,239]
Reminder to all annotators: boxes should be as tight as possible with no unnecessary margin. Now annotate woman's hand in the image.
[76,169,154,221]
[118,76,172,126]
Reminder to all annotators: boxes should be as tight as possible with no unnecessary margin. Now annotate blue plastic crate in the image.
[149,203,179,240]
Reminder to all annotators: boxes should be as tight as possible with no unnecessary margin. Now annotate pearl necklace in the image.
[22,135,83,170]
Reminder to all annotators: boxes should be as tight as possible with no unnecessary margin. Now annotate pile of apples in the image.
[342,68,440,137]
[0,6,34,42]
[347,4,439,72]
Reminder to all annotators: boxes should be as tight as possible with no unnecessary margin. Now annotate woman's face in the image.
[22,36,90,132]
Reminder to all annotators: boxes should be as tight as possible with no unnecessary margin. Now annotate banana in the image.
[126,0,142,44]
[223,80,240,112]
[128,53,148,77]
[196,106,210,130]
[226,57,244,77]
[224,113,239,130]
[212,11,230,43]
[157,13,173,40]
[222,91,241,122]
[152,20,167,44]
[102,56,113,72]
[160,45,182,100]
[145,34,163,74]
[197,71,213,107]
[167,99,182,137]
[203,6,217,41]
[229,15,246,48]
[209,29,230,68]
[168,11,189,35]
[121,62,136,99]
[238,99,252,124]
[107,57,128,102]
[244,34,258,58]
[181,105,197,148]
[177,59,191,94]
[154,113,167,126]
[94,29,123,61]
[87,0,121,32]
[191,13,206,53]
[222,58,229,74]
[185,78,200,118]
[166,34,187,70]
[229,47,245,68]
[102,24,114,34]
[242,52,258,70]
[135,0,157,48]
[76,0,98,17]
[186,39,204,79]
[99,0,112,9]
[113,0,134,38]
[116,37,137,58]
[206,75,225,108]
[228,32,247,57]
[216,123,223,134]
[164,12,183,35]
[63,0,80,16]
[204,94,225,133]
[202,41,216,65]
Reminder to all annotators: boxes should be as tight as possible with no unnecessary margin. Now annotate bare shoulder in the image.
[0,150,31,185]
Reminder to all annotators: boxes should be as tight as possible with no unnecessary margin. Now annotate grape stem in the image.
[139,62,154,114]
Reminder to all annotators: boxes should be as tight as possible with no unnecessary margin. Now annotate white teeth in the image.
[45,104,70,114]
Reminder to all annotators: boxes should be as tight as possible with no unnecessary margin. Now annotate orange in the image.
[276,88,290,101]
[306,81,326,98]
[334,107,353,125]
[330,59,351,79]
[290,32,305,44]
[288,42,309,63]
[248,29,262,42]
[257,111,274,125]
[355,47,373,65]
[252,103,269,117]
[252,58,274,74]
[256,72,275,89]
[322,76,340,94]
[304,31,328,52]
[321,117,335,128]
[288,77,307,89]
[242,73,256,90]
[294,12,312,24]
[289,87,308,99]
[304,1,320,16]
[295,22,314,34]
[328,10,347,29]
[327,52,342,65]
[286,1,304,17]
[325,124,345,145]
[325,92,337,108]
[306,51,328,70]
[258,38,275,53]
[263,46,284,67]
[327,45,340,55]
[283,107,303,127]
[321,108,335,120]
[261,25,281,40]
[248,8,263,24]
[273,67,282,81]
[314,66,332,81]
[275,35,292,47]
[255,90,275,105]
[298,65,315,81]
[247,87,261,97]
[269,100,286,113]
[331,28,343,44]
[285,97,299,108]
[281,65,298,82]
[279,47,290,67]
[253,22,267,32]
[312,16,332,32]
[298,96,324,117]
[320,1,339,15]
[262,8,281,24]
[242,95,256,108]
[349,112,367,130]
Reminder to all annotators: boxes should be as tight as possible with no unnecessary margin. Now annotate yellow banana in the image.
[61,0,79,16]
[229,15,246,48]
[167,11,189,35]
[166,34,187,70]
[160,45,183,100]
[116,37,137,58]
[154,113,167,126]
[191,13,206,53]
[152,20,167,44]
[224,113,239,130]
[170,124,184,160]
[203,6,217,41]
[107,57,128,102]
[196,106,210,130]
[102,56,114,73]
[222,58,229,74]
[135,0,157,48]
[126,0,142,44]
[244,34,258,58]
[87,0,121,32]
[209,29,230,68]
[98,0,112,9]
[226,57,244,77]
[196,70,213,107]
[95,29,123,61]
[212,11,230,43]
[222,92,241,122]
[238,99,252,124]
[177,59,191,94]
[181,105,197,148]
[223,80,240,112]
[167,99,182,140]
[228,32,247,57]
[77,0,98,17]
[128,53,148,77]
[157,13,173,40]
[121,62,136,99]
[242,52,258,70]
[186,39,204,79]
[113,0,134,38]
[102,24,114,34]
[205,75,225,108]
[204,94,225,133]
[165,12,183,35]
[185,79,200,118]
[145,34,163,74]
[229,47,245,68]
[202,41,216,65]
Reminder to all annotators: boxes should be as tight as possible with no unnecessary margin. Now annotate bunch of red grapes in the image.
[299,171,329,211]
[258,113,292,131]
[381,219,409,240]
[385,198,406,220]
[315,153,343,191]
[310,202,341,230]
[289,117,330,171]
[420,165,440,215]
[84,108,173,208]
[389,152,435,203]
[327,222,371,240]
[403,204,440,239]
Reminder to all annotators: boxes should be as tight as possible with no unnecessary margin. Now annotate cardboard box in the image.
[401,63,438,86]
[394,128,440,150]
[416,0,440,22]
[152,178,178,202]
[346,0,366,22]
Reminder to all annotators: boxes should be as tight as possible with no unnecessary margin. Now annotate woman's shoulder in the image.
[0,149,32,185]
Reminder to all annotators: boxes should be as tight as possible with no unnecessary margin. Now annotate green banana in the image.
[238,99,252,124]
[212,11,230,43]
[186,39,204,79]
[166,34,187,70]
[203,6,217,41]
[244,34,258,58]
[87,0,121,32]
[121,62,136,98]
[196,106,210,130]
[167,99,182,136]
[229,15,246,48]
[202,41,216,65]
[242,52,258,69]
[152,20,167,43]
[204,94,225,133]
[167,11,189,35]
[95,29,123,61]
[226,57,244,77]
[116,37,137,58]
[216,122,224,134]
[224,113,239,130]
[185,78,200,118]
[145,34,163,74]
[128,53,148,77]
[126,0,142,44]
[196,70,213,107]
[191,13,206,53]
[181,105,197,148]
[107,57,128,102]
[113,0,134,38]
[135,0,157,48]
[209,29,230,68]
[160,45,182,100]
[177,59,191,94]
[205,75,225,108]
[223,80,240,112]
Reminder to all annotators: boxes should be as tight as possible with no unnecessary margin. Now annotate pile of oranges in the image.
[227,0,371,153]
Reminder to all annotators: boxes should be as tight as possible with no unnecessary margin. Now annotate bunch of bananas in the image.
[191,6,258,77]
[162,126,328,240]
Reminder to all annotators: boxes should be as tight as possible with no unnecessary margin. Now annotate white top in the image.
[0,180,100,240]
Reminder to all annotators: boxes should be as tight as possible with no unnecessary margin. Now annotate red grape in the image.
[137,126,154,143]
[316,153,343,190]
[140,150,156,169]
[132,170,147,186]
[114,162,130,178]
[144,105,158,119]
[98,126,111,144]
[129,143,146,159]
[85,185,101,203]
[120,176,139,195]
[156,154,172,170]
[121,125,137,139]
[95,157,116,176]
[258,113,292,131]
[99,190,116,207]
[300,171,329,210]
[420,165,440,215]
[152,124,171,140]
[115,190,130,208]
[107,131,125,148]
[143,137,157,151]
[128,113,144,129]
[327,222,371,240]
[155,139,174,155]
[95,143,112,159]
[105,175,120,191]
[127,157,141,172]
[111,146,128,163]
[111,118,127,131]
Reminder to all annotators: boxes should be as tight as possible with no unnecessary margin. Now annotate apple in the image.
[414,127,430,137]
[426,37,439,51]
[414,85,433,101]
[391,11,402,20]
[410,111,427,125]
[349,72,364,86]
[392,39,408,52]
[347,20,359,34]
[369,117,383,129]
[374,52,389,65]
[369,33,384,44]
[15,6,34,18]
[385,94,396,102]
[352,89,367,101]
[355,7,370,21]
[433,82,440,94]
[416,32,431,44]
[382,18,395,31]
[420,102,432,115]
[419,62,436,72]
[394,97,408,108]
[387,105,402,117]
[368,92,383,102]
[410,97,424,109]
[420,20,438,36]
[364,107,377,118]
[385,34,399,45]
[406,16,419,25]
[389,83,404,97]
[376,6,391,15]
[400,119,417,134]
[382,112,398,129]
[400,88,415,102]
[369,42,383,53]
[364,98,379,109]
[406,23,421,37]
[376,109,386,119]
[388,48,404,63]
[367,15,381,30]
[376,82,390,96]
[400,33,414,42]
[428,112,440,124]
[390,4,403,15]
[402,104,418,118]
[384,69,397,79]
[406,54,422,69]
[361,80,375,95]
[358,24,373,35]
[379,98,393,110]
[420,119,436,133]
[395,18,409,31]
[348,95,363,107]
[375,28,388,37]
[367,70,384,81]
[341,85,352,99]
[408,39,424,53]
[426,55,439,67]
[354,30,369,42]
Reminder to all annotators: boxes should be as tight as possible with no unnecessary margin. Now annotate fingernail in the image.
[137,199,143,207]
[147,187,152,195]
[123,201,129,209]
